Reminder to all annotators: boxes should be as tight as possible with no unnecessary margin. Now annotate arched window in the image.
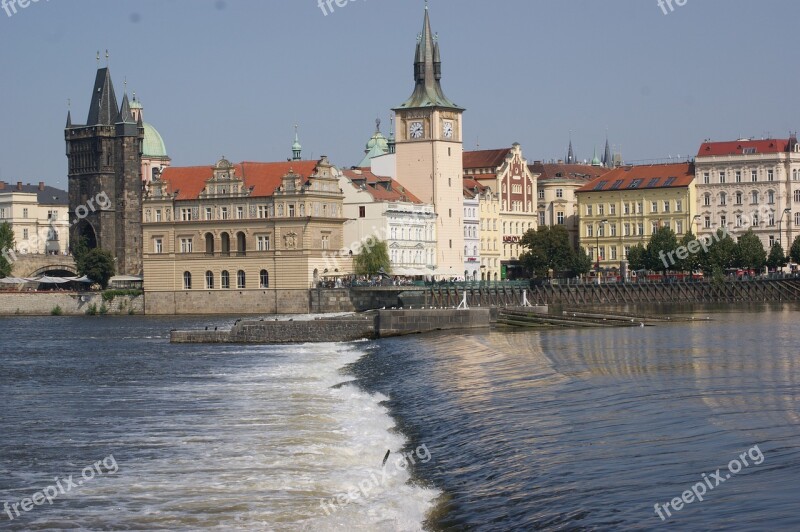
[183,271,192,290]
[794,190,800,203]
[703,194,711,206]
[221,233,230,255]
[736,192,743,205]
[237,270,246,289]
[205,271,214,289]
[752,191,759,204]
[221,270,230,289]
[260,269,269,288]
[767,190,775,204]
[205,233,215,255]
[719,192,727,206]
[236,231,246,255]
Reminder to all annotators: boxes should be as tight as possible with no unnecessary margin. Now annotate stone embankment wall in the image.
[376,309,491,337]
[0,293,143,316]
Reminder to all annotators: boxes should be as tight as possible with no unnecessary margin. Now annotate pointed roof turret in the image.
[395,4,462,111]
[591,146,601,167]
[66,110,72,128]
[566,138,575,164]
[602,136,612,167]
[86,67,119,126]
[116,93,135,124]
[292,125,302,161]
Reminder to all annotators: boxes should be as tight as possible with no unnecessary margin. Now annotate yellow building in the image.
[575,163,696,270]
[141,156,349,314]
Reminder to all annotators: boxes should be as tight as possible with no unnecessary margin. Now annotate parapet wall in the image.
[0,292,143,316]
[376,309,491,338]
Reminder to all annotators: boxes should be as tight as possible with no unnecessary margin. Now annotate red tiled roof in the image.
[697,139,790,157]
[464,173,497,181]
[576,163,694,193]
[463,148,511,170]
[160,161,319,201]
[342,168,423,204]
[529,162,611,182]
[463,177,488,198]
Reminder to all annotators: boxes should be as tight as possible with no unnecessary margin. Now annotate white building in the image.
[463,186,480,280]
[339,168,437,276]
[695,137,800,251]
[0,181,69,255]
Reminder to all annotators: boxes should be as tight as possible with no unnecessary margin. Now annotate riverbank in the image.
[0,292,143,315]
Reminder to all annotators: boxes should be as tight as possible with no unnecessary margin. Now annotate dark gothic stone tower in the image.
[65,67,144,275]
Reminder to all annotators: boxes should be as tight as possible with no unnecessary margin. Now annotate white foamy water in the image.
[4,339,438,531]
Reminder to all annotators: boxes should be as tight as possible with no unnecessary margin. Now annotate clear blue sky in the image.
[1,0,798,189]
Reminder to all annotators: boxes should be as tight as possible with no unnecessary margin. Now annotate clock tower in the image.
[394,4,465,276]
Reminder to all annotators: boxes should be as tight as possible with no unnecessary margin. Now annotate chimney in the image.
[38,181,45,191]
[16,181,22,191]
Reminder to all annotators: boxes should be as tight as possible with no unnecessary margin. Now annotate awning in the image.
[29,276,70,284]
[0,277,29,284]
[109,275,143,282]
[65,275,94,283]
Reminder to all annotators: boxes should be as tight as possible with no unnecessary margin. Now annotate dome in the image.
[129,99,143,110]
[365,131,389,153]
[142,122,168,158]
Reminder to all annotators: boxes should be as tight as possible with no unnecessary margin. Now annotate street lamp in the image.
[595,218,608,283]
[778,208,791,249]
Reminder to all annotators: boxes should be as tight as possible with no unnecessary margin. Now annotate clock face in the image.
[443,121,454,139]
[410,121,424,139]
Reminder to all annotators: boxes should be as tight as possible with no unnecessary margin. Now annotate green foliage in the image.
[572,247,593,276]
[790,235,800,264]
[353,239,391,276]
[734,229,766,270]
[626,243,648,271]
[700,229,737,272]
[86,303,98,316]
[99,303,109,315]
[766,243,787,270]
[0,222,15,278]
[645,227,679,272]
[50,305,63,316]
[102,289,142,302]
[519,225,583,278]
[77,248,116,289]
[676,231,701,272]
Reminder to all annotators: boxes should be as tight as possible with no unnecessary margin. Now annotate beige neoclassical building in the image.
[142,156,349,314]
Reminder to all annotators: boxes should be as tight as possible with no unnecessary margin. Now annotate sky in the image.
[1,0,799,190]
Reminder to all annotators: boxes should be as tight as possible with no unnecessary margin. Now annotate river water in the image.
[1,304,798,530]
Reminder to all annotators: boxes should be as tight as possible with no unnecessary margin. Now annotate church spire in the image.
[116,92,134,124]
[395,3,462,111]
[566,135,575,164]
[602,135,612,167]
[291,125,302,161]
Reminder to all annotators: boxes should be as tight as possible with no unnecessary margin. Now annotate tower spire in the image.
[292,125,302,161]
[602,134,612,168]
[566,133,575,164]
[87,65,119,126]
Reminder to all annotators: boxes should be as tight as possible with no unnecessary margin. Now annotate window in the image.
[0,208,5,218]
[637,202,643,214]
[587,225,593,237]
[181,208,192,221]
[237,206,244,219]
[735,171,742,183]
[751,170,758,182]
[322,235,329,249]
[768,170,774,182]
[623,203,630,215]
[753,213,759,226]
[183,272,192,290]
[237,270,246,289]
[768,212,775,227]
[258,205,268,218]
[557,211,564,224]
[663,201,670,213]
[609,204,616,215]
[512,184,522,194]
[22,229,28,239]
[288,204,295,217]
[637,222,644,235]
[206,271,214,289]
[795,190,800,203]
[752,191,759,204]
[736,192,743,205]
[221,270,230,289]
[22,208,28,218]
[586,205,592,216]
[719,192,727,206]
[720,215,727,227]
[675,220,683,234]
[704,194,711,206]
[651,201,658,213]
[256,235,270,251]
[623,223,630,236]
[703,172,710,184]
[221,207,229,220]
[609,180,623,190]
[154,238,163,254]
[704,216,711,229]
[624,245,631,259]
[206,207,213,220]
[359,206,366,218]
[538,189,544,199]
[610,224,617,237]
[180,238,193,253]
[556,188,563,198]
[647,178,660,188]
[538,212,545,225]
[260,269,269,288]
[598,204,604,216]
[155,210,162,222]
[598,225,604,237]
[795,213,800,226]
[768,191,775,204]
[675,200,682,212]
[610,247,617,260]
[719,172,726,184]
[651,221,658,234]
[628,179,643,189]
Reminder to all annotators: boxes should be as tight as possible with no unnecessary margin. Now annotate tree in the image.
[519,225,579,278]
[353,239,390,276]
[790,235,800,264]
[572,247,592,277]
[645,226,679,273]
[766,243,787,271]
[700,229,736,272]
[734,229,766,271]
[0,222,14,277]
[78,248,116,289]
[676,231,701,273]
[626,243,647,271]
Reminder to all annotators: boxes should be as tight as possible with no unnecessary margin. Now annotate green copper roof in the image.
[143,122,168,158]
[358,143,388,168]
